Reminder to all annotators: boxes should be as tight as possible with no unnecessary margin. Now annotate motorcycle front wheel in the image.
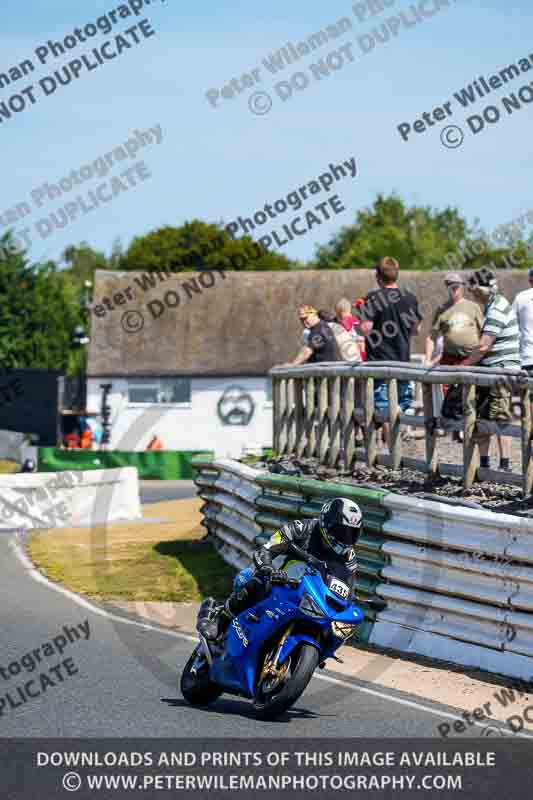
[180,649,223,706]
[252,643,319,720]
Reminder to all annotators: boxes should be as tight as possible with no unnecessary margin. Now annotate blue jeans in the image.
[374,380,413,412]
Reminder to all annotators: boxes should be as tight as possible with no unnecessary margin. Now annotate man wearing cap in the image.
[425,273,484,441]
[277,305,341,367]
[462,268,520,472]
[426,273,484,368]
[512,268,533,375]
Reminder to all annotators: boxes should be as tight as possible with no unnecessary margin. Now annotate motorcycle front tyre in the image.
[180,650,223,706]
[252,643,319,720]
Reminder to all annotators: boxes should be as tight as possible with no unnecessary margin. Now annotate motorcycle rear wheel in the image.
[180,650,223,706]
[252,643,319,719]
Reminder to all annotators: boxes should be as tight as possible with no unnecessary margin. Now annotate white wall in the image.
[86,376,273,457]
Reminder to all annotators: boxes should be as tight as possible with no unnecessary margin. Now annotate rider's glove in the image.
[254,548,272,574]
[269,569,289,584]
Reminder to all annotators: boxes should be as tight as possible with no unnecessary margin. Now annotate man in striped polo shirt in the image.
[462,268,520,471]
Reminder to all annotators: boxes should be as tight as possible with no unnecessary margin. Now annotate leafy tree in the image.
[119,220,295,272]
[311,193,533,271]
[61,242,109,286]
[0,232,84,371]
[109,237,124,269]
[443,222,533,273]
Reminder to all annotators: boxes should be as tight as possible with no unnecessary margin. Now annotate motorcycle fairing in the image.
[210,594,300,696]
[209,568,365,698]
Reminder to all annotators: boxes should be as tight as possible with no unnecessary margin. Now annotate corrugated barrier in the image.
[193,456,533,681]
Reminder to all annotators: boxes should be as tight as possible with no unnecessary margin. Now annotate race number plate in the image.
[329,577,349,599]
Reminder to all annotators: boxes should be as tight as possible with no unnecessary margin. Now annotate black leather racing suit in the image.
[225,517,358,617]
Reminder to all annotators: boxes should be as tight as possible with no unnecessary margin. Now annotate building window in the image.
[128,378,191,405]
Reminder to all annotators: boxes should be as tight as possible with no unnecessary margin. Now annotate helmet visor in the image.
[332,523,359,545]
[326,524,360,554]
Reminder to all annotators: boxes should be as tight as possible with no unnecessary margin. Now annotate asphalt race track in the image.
[0,482,507,739]
[138,480,198,504]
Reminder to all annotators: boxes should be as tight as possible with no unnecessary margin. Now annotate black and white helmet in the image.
[319,497,363,556]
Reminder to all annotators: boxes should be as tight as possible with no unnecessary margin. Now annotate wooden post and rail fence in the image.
[270,362,533,496]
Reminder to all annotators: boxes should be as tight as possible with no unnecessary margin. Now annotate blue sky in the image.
[1,0,532,266]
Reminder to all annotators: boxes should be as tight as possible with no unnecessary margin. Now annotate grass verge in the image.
[27,497,236,603]
[0,459,20,474]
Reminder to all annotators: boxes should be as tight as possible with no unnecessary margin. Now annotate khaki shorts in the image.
[476,383,512,422]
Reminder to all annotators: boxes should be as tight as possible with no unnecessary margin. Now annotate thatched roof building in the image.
[88,269,530,377]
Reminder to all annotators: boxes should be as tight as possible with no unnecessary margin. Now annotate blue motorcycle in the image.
[181,544,383,719]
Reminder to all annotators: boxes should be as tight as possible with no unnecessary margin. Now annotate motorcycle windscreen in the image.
[284,561,307,580]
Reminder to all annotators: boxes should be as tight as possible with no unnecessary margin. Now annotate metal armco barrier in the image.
[193,456,533,681]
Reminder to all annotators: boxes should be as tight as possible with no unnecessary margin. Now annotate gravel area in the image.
[252,432,533,518]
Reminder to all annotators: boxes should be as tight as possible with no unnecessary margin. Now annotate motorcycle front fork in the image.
[194,638,212,671]
[259,622,294,684]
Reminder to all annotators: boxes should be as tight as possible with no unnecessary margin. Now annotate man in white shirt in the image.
[512,268,533,373]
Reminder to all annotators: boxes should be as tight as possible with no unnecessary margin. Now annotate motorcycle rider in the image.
[198,497,363,641]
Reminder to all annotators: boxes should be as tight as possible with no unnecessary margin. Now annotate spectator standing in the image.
[335,298,365,361]
[335,298,356,331]
[278,305,341,367]
[425,273,484,367]
[360,257,422,446]
[512,268,533,375]
[316,299,362,364]
[426,272,484,441]
[462,269,520,472]
[333,297,364,443]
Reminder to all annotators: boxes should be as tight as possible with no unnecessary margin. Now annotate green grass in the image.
[0,460,21,474]
[27,497,236,603]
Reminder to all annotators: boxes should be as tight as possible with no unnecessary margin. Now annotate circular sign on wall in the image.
[217,385,255,426]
